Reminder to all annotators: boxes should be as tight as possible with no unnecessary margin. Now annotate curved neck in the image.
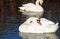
[35,0,40,6]
[35,0,43,6]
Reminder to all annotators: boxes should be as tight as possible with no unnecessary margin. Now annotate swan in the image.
[19,17,42,33]
[19,17,59,33]
[18,0,44,18]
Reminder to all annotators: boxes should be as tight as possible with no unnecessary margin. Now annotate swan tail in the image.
[53,22,59,32]
[18,7,26,12]
[18,7,25,10]
[55,22,59,26]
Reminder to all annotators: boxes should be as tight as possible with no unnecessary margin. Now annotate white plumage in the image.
[19,17,59,33]
[19,3,44,12]
[18,0,44,18]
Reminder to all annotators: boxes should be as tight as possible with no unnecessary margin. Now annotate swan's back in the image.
[22,3,36,7]
[19,3,44,12]
[40,18,55,25]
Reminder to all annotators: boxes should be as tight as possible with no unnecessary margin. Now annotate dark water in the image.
[0,24,23,39]
[0,23,60,39]
[0,16,60,39]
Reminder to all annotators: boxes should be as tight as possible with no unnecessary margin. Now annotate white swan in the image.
[19,17,42,33]
[18,0,44,18]
[19,17,59,33]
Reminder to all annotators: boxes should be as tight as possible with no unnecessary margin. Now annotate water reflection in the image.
[19,32,59,39]
[0,24,59,39]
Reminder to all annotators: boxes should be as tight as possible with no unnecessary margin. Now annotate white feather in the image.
[19,17,59,33]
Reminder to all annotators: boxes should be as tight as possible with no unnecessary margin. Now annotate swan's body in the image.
[19,17,59,33]
[18,0,44,18]
[39,18,59,33]
[19,3,44,12]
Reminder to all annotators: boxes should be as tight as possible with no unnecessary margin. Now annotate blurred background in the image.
[0,0,60,39]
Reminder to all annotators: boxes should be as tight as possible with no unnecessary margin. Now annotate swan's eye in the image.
[30,21,32,23]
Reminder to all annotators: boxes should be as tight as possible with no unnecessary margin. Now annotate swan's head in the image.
[25,17,42,25]
[36,0,43,5]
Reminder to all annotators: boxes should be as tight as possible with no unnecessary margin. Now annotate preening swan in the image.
[19,17,59,33]
[18,0,44,18]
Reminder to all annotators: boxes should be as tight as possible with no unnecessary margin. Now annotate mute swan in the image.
[18,0,44,18]
[19,17,59,33]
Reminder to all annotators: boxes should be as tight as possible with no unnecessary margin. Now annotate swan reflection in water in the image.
[19,32,58,39]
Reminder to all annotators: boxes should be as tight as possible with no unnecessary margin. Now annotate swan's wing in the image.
[19,23,30,32]
[46,22,59,32]
[22,3,35,7]
[40,18,55,24]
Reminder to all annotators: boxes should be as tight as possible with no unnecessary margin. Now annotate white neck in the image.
[35,0,43,6]
[36,0,40,7]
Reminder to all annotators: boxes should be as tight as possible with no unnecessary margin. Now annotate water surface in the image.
[0,23,60,39]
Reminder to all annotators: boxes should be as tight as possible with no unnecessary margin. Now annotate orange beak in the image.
[37,20,42,25]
